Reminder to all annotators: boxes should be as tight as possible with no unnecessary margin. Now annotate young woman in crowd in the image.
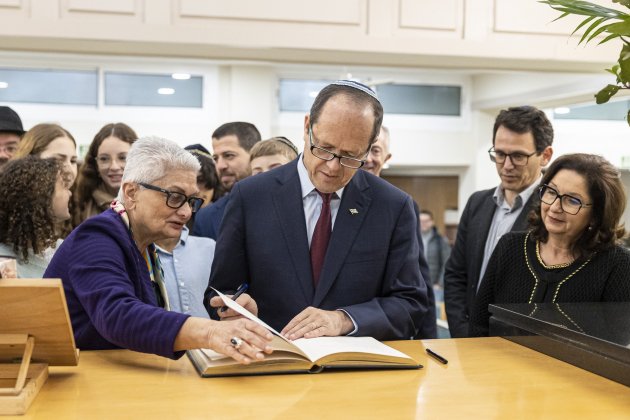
[73,123,137,226]
[0,156,72,277]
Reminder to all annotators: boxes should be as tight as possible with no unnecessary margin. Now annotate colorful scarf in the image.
[111,200,171,310]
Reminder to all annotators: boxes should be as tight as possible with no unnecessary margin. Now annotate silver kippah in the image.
[331,80,380,102]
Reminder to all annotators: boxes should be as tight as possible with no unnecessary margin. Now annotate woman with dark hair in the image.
[184,144,225,208]
[73,123,137,226]
[0,156,72,277]
[469,153,630,337]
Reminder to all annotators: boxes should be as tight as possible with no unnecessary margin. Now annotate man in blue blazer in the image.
[207,81,428,341]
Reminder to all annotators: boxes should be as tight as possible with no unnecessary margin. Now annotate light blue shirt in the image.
[477,178,540,290]
[297,154,344,247]
[0,240,61,279]
[155,227,215,318]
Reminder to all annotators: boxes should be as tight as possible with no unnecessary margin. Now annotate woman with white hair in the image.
[45,137,273,362]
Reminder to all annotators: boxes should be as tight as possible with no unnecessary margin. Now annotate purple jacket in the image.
[45,209,190,359]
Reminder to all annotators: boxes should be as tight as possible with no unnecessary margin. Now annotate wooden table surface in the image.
[11,337,630,419]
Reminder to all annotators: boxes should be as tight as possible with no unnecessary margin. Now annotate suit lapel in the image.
[471,192,497,280]
[312,171,372,307]
[271,163,315,303]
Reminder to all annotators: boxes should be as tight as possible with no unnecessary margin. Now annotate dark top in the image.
[444,187,536,338]
[44,209,190,359]
[469,231,630,337]
[192,194,231,240]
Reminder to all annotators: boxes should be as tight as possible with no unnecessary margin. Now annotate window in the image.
[553,100,630,121]
[0,68,97,105]
[105,72,203,107]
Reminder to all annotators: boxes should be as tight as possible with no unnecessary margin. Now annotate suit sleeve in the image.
[438,236,452,288]
[444,196,474,338]
[205,184,250,315]
[341,196,428,340]
[468,237,503,337]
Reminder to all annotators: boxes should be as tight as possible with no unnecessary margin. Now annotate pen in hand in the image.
[220,283,249,313]
[426,348,448,365]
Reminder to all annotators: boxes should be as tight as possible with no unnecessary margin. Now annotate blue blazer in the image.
[207,159,428,340]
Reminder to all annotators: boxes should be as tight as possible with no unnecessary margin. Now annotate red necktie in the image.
[310,191,333,287]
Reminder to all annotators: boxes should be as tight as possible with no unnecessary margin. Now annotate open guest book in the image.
[187,289,421,377]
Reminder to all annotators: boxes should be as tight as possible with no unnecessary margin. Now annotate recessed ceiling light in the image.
[554,107,570,115]
[308,91,319,98]
[172,73,191,80]
[0,82,8,89]
[158,88,175,95]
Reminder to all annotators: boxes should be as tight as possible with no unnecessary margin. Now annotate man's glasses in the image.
[309,125,368,169]
[488,148,538,166]
[138,183,204,213]
[538,184,592,215]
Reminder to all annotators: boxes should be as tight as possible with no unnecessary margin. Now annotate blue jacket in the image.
[207,159,429,340]
[192,194,231,240]
[44,209,190,359]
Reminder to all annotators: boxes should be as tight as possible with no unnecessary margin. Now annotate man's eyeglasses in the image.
[488,148,538,166]
[538,184,592,215]
[138,183,204,213]
[309,125,368,169]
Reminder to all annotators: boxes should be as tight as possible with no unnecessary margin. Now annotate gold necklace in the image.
[536,240,573,269]
[525,232,592,303]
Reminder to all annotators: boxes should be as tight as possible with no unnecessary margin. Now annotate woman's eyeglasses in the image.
[138,183,204,213]
[538,184,592,215]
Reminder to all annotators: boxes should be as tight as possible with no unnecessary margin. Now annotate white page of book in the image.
[292,336,412,363]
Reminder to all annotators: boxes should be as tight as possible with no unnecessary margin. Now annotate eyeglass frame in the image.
[488,147,538,166]
[138,182,204,213]
[538,184,593,215]
[308,124,369,169]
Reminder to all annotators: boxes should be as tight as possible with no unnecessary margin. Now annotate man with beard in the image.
[0,106,25,168]
[444,106,554,337]
[192,122,261,239]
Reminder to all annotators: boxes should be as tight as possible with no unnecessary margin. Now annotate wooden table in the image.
[11,338,630,419]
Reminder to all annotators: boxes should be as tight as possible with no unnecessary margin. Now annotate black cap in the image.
[184,143,212,158]
[0,106,24,135]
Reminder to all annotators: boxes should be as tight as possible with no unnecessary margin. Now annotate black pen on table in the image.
[220,283,249,312]
[426,348,448,365]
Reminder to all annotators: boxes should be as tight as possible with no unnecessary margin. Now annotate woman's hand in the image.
[174,317,273,364]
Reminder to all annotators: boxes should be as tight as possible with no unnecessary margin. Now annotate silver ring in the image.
[230,336,243,349]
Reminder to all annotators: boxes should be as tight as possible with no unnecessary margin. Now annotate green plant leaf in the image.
[595,84,620,104]
[570,15,595,32]
[580,17,609,44]
[605,21,630,36]
[588,23,613,43]
[619,44,630,82]
[599,32,621,44]
[627,109,630,126]
[613,0,630,9]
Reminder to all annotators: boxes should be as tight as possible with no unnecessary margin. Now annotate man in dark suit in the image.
[363,125,437,338]
[444,106,554,338]
[207,81,428,341]
[192,122,261,239]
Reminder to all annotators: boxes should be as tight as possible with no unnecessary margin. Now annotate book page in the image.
[212,288,309,359]
[292,336,413,364]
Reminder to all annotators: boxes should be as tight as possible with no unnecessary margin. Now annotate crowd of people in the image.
[1,80,629,364]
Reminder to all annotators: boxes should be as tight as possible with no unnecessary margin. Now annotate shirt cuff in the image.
[337,309,358,336]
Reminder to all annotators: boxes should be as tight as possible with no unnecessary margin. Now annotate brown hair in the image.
[249,137,299,162]
[13,123,76,158]
[493,106,553,153]
[74,123,137,224]
[0,156,66,262]
[529,153,626,257]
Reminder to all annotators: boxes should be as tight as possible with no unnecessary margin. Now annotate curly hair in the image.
[529,153,626,258]
[73,123,137,225]
[0,156,64,262]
